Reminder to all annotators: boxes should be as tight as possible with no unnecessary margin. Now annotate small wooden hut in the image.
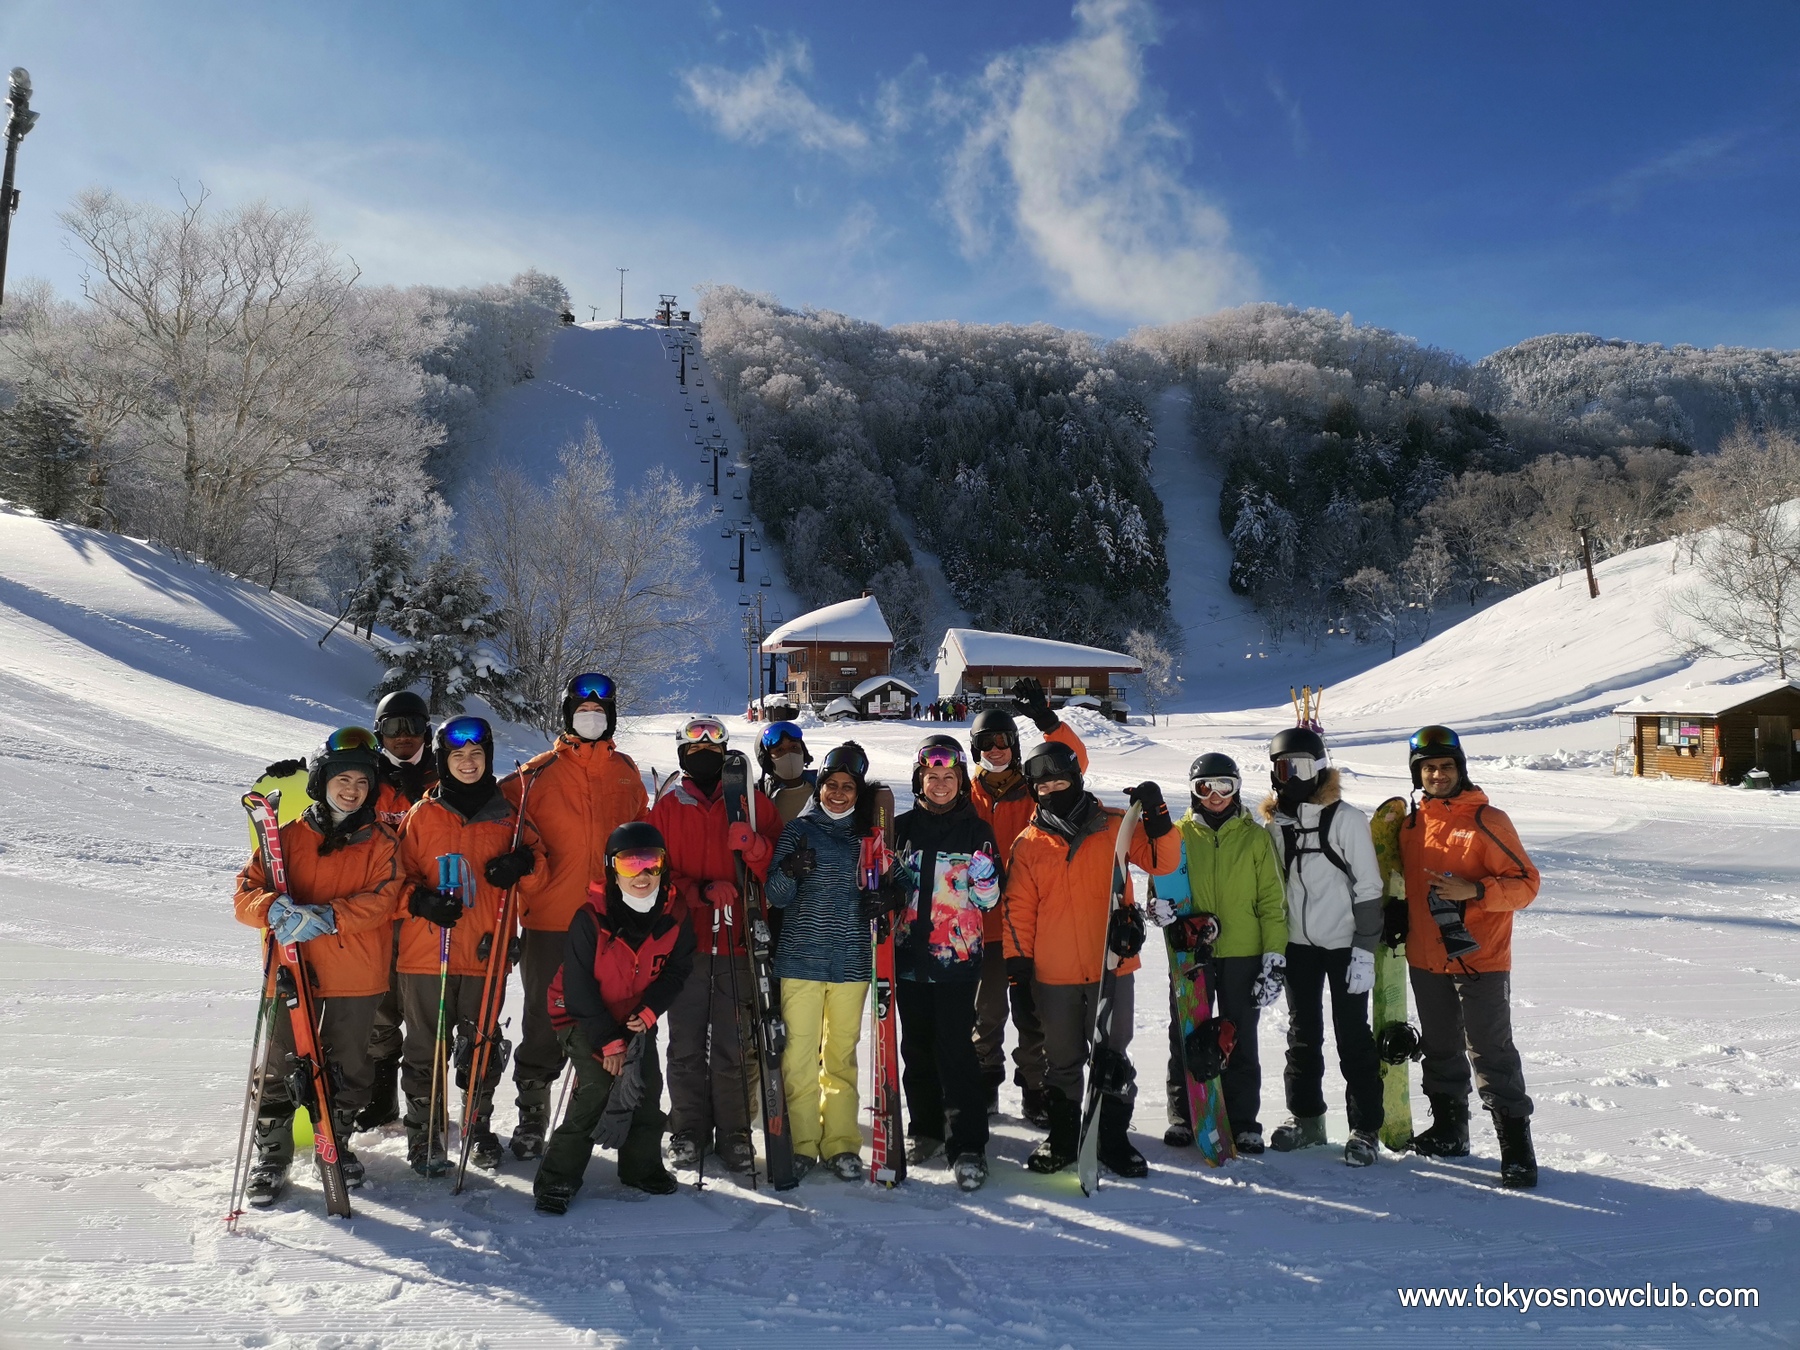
[1613,678,1800,784]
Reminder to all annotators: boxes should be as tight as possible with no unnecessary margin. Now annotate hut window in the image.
[1054,675,1076,689]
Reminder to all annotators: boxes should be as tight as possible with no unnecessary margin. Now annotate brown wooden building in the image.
[1614,678,1800,784]
[761,594,894,711]
[935,628,1143,722]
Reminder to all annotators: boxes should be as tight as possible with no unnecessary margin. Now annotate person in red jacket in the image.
[969,678,1087,1125]
[233,727,405,1207]
[395,716,547,1176]
[501,672,648,1160]
[1400,725,1542,1189]
[534,822,696,1214]
[648,717,782,1175]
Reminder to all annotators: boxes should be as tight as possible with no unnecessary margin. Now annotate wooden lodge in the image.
[935,628,1142,723]
[1614,678,1800,785]
[761,595,894,712]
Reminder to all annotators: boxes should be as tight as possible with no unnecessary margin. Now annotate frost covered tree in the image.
[0,394,86,519]
[375,553,523,717]
[1343,567,1407,656]
[1124,628,1177,724]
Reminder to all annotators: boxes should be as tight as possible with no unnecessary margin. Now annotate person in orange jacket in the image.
[1400,725,1542,1189]
[648,716,783,1175]
[501,672,648,1160]
[969,677,1087,1126]
[1002,740,1178,1177]
[395,716,548,1176]
[233,727,405,1207]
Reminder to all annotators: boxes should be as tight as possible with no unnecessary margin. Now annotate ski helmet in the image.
[604,820,669,914]
[561,672,617,739]
[306,725,382,804]
[433,715,495,783]
[1408,724,1468,791]
[1022,739,1083,792]
[756,719,810,776]
[1188,751,1242,802]
[819,741,870,788]
[970,706,1019,757]
[912,734,970,799]
[373,689,430,742]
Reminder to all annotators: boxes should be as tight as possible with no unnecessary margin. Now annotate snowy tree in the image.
[0,394,86,519]
[1344,567,1407,657]
[1124,628,1177,725]
[375,553,523,717]
[1398,529,1456,641]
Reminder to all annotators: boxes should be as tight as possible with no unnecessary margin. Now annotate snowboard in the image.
[863,786,903,1186]
[1151,843,1235,1167]
[1076,800,1143,1197]
[1370,796,1414,1151]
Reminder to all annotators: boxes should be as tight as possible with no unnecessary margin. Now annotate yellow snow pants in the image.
[779,978,868,1160]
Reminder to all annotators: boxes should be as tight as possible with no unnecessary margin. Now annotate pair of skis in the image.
[1151,840,1236,1168]
[861,787,903,1188]
[1075,801,1143,1197]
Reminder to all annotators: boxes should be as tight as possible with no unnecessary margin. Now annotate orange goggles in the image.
[677,717,728,745]
[612,848,667,879]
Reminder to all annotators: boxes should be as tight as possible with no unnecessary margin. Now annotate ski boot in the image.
[1493,1111,1538,1189]
[471,1128,504,1171]
[666,1132,703,1170]
[1344,1129,1379,1168]
[1410,1094,1471,1158]
[1233,1127,1265,1155]
[534,1181,576,1215]
[1026,1089,1080,1174]
[355,1055,401,1131]
[245,1113,294,1208]
[952,1152,988,1192]
[1097,1095,1148,1178]
[621,1162,680,1195]
[1020,1084,1052,1130]
[1270,1114,1328,1151]
[331,1109,366,1188]
[404,1095,447,1177]
[906,1136,943,1166]
[1163,1121,1195,1148]
[719,1132,757,1175]
[826,1151,864,1181]
[790,1154,817,1182]
[511,1081,551,1161]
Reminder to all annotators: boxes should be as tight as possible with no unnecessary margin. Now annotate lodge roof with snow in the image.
[1612,678,1800,718]
[852,674,918,699]
[936,628,1143,674]
[761,595,893,653]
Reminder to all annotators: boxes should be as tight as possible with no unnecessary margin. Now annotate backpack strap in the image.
[1473,804,1530,877]
[1282,800,1354,883]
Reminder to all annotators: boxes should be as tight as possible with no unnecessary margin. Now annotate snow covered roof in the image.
[852,674,918,699]
[762,595,892,652]
[936,628,1142,674]
[1612,678,1799,718]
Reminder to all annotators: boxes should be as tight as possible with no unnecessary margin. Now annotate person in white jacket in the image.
[1258,727,1386,1167]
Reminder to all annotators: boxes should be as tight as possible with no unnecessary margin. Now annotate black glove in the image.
[1005,955,1035,988]
[859,885,902,923]
[1108,904,1147,958]
[261,758,306,780]
[408,885,463,927]
[1381,898,1409,950]
[1126,781,1172,838]
[1010,677,1059,732]
[484,845,536,889]
[1172,913,1219,954]
[781,845,817,882]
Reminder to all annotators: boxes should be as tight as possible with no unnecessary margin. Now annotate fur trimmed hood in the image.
[1258,767,1342,822]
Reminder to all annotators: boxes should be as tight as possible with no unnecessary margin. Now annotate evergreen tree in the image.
[375,554,525,718]
[0,396,87,520]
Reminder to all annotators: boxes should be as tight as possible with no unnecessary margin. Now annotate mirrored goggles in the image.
[569,672,616,703]
[612,848,667,879]
[678,717,729,745]
[377,714,427,740]
[325,726,379,753]
[916,744,966,770]
[1191,776,1240,798]
[440,716,490,748]
[1410,724,1461,754]
[1272,755,1322,784]
[759,720,805,749]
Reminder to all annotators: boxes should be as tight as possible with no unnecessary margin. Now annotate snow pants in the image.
[1166,953,1263,1134]
[397,971,504,1117]
[535,1025,667,1201]
[896,976,990,1160]
[974,942,1047,1090]
[779,977,868,1160]
[666,952,759,1147]
[514,927,569,1111]
[256,990,382,1154]
[1036,972,1135,1104]
[364,922,405,1064]
[1409,968,1533,1119]
[1283,942,1383,1134]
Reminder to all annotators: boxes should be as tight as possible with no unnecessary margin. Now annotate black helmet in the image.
[306,726,382,804]
[969,706,1019,756]
[911,734,970,799]
[1269,727,1326,762]
[1188,751,1240,782]
[373,689,430,742]
[1407,725,1468,791]
[819,741,870,789]
[561,672,617,739]
[432,715,495,783]
[606,819,666,863]
[1022,739,1082,789]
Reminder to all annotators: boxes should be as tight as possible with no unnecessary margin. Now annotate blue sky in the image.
[3,0,1797,356]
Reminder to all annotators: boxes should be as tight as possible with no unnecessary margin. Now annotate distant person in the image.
[1400,726,1542,1188]
[1260,728,1385,1167]
[502,673,648,1160]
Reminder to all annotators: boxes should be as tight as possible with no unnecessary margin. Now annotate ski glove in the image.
[260,758,306,781]
[1126,781,1173,838]
[1252,951,1286,1008]
[267,894,336,945]
[859,884,903,923]
[966,847,997,885]
[1172,913,1220,954]
[780,844,817,881]
[704,880,739,913]
[1380,898,1408,950]
[1009,677,1059,732]
[1145,895,1180,927]
[483,845,536,889]
[1005,955,1035,988]
[1108,904,1147,959]
[408,885,464,928]
[1344,947,1376,996]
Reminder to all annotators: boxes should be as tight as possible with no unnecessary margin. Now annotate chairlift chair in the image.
[738,591,751,607]
[749,537,762,552]
[720,522,733,537]
[760,573,772,587]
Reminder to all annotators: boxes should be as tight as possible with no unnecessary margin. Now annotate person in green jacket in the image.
[1145,752,1288,1154]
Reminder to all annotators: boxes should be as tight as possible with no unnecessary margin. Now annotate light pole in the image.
[0,67,39,309]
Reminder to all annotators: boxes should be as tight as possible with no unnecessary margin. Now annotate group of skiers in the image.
[231,673,1544,1219]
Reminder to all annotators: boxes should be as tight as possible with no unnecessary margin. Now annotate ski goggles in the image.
[972,731,1014,754]
[376,714,427,739]
[677,716,728,745]
[1191,776,1240,798]
[324,726,379,753]
[1272,754,1323,784]
[916,743,966,770]
[1410,725,1462,755]
[759,720,805,750]
[821,744,869,779]
[440,716,490,748]
[568,672,616,703]
[611,848,667,879]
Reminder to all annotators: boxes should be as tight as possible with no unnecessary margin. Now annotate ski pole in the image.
[720,888,759,1190]
[225,932,280,1230]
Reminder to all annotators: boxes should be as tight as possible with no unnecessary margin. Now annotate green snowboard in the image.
[1370,797,1413,1151]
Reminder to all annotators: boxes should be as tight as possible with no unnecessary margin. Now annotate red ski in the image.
[863,786,903,1187]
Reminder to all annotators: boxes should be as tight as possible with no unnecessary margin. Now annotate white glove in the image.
[1145,895,1180,928]
[1345,947,1376,996]
[1251,951,1286,1008]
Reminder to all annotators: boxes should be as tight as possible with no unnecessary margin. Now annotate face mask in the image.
[571,709,609,741]
[619,888,658,914]
[1036,783,1084,819]
[328,802,354,825]
[773,752,805,780]
[684,749,724,789]
[979,753,1011,774]
[383,745,423,766]
[821,801,856,821]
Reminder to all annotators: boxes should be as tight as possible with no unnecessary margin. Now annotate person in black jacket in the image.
[879,736,1002,1192]
[533,822,695,1214]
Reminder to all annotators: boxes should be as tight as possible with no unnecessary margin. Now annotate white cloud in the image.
[1580,132,1746,213]
[683,39,869,157]
[946,0,1256,323]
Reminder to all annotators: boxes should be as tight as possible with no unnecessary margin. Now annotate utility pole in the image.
[616,268,628,321]
[0,68,40,309]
